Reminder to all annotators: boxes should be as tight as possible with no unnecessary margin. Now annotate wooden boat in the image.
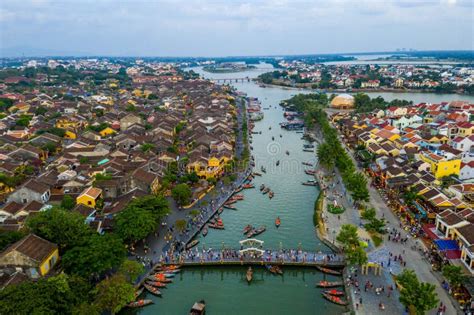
[190,300,206,315]
[144,284,162,296]
[146,280,167,288]
[152,277,172,283]
[225,199,237,205]
[135,287,144,298]
[246,267,253,283]
[324,289,345,297]
[280,134,282,138]
[302,181,318,186]
[128,299,153,308]
[223,204,236,210]
[247,225,267,238]
[303,144,315,149]
[285,150,289,155]
[302,162,313,166]
[261,166,266,173]
[233,194,244,200]
[276,160,280,166]
[275,217,281,228]
[242,183,254,189]
[305,169,317,175]
[260,184,265,191]
[316,266,342,276]
[272,136,274,141]
[253,172,262,176]
[316,281,343,288]
[303,149,313,152]
[234,187,243,193]
[209,218,225,229]
[147,273,175,281]
[155,264,181,271]
[273,266,283,275]
[202,226,208,237]
[186,239,199,250]
[243,224,253,234]
[321,292,348,306]
[217,207,224,214]
[262,187,270,195]
[268,191,274,199]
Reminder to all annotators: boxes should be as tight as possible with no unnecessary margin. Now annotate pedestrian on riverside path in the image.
[359,297,362,305]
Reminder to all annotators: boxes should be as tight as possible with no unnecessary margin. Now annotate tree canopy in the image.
[397,269,439,315]
[442,264,468,289]
[62,233,126,278]
[93,274,135,315]
[26,206,93,251]
[336,224,368,266]
[172,183,192,206]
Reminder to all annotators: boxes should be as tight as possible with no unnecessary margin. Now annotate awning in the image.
[413,201,427,218]
[434,239,459,251]
[422,223,439,240]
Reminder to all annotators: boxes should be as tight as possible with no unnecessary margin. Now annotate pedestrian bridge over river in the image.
[159,239,346,268]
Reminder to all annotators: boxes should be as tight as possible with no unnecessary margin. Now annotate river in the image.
[134,64,474,315]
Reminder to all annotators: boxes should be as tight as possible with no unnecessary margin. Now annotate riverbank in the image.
[255,80,473,96]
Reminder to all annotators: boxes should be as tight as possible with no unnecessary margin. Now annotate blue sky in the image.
[0,0,472,57]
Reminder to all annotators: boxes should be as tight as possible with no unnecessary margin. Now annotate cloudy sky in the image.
[0,0,472,57]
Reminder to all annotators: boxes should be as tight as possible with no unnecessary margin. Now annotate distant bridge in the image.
[211,77,252,83]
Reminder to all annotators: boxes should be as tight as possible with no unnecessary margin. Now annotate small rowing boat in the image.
[225,199,237,205]
[303,149,313,152]
[261,166,266,173]
[247,225,266,238]
[305,169,317,175]
[276,160,280,166]
[321,292,348,306]
[275,217,281,228]
[268,191,274,199]
[128,299,153,308]
[144,284,162,296]
[324,289,345,297]
[246,267,253,283]
[223,204,237,210]
[146,281,166,288]
[316,266,342,276]
[186,239,199,250]
[135,288,144,298]
[302,181,318,186]
[243,224,253,234]
[218,207,224,214]
[202,226,208,237]
[234,187,243,193]
[316,281,343,288]
[260,184,265,191]
[242,183,255,189]
[302,162,313,166]
[190,300,206,315]
[233,194,244,200]
[253,172,262,176]
[262,187,270,194]
[209,218,225,229]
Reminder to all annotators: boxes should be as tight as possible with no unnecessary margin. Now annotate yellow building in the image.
[99,127,116,138]
[0,234,59,277]
[187,156,230,179]
[64,130,77,139]
[420,152,461,179]
[76,186,103,208]
[56,117,80,130]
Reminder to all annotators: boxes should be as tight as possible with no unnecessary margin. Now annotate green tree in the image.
[141,143,155,153]
[26,207,93,251]
[118,259,144,283]
[442,265,467,290]
[61,195,76,210]
[94,274,135,314]
[172,183,192,206]
[125,195,170,220]
[175,219,187,233]
[317,142,335,169]
[345,246,368,266]
[336,224,360,248]
[397,269,439,315]
[361,207,376,220]
[0,273,92,315]
[0,229,27,251]
[115,205,156,244]
[62,233,126,278]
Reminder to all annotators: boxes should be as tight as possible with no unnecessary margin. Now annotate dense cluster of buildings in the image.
[268,61,474,92]
[332,99,474,274]
[0,59,238,280]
